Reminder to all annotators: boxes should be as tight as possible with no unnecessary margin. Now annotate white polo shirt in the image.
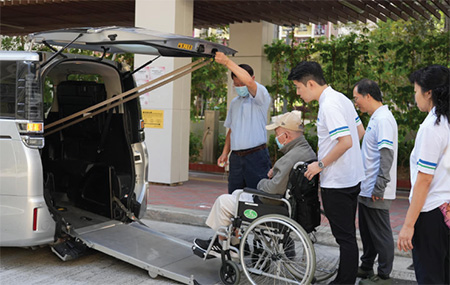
[360,105,398,199]
[317,86,365,188]
[410,107,450,212]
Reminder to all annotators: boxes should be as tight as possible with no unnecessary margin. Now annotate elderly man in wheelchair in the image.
[192,111,323,284]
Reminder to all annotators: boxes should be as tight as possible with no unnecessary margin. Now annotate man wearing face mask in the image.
[193,111,316,258]
[215,52,272,194]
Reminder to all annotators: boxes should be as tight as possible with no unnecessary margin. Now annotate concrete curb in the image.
[145,205,208,227]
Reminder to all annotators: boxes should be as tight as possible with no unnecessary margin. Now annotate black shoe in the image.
[357,267,375,279]
[193,238,222,258]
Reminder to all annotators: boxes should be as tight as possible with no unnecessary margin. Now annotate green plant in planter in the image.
[189,132,203,163]
[216,133,226,160]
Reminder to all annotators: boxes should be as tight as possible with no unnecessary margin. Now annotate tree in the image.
[190,33,229,121]
[264,16,449,170]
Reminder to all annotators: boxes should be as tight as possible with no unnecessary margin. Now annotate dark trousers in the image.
[321,183,361,284]
[228,148,271,194]
[358,203,394,278]
[412,207,450,285]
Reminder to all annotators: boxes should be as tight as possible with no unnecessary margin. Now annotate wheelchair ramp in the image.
[73,221,222,285]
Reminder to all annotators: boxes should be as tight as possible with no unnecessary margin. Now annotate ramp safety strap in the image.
[45,58,211,136]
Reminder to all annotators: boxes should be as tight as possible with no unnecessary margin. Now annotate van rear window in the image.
[0,60,42,121]
[0,61,17,118]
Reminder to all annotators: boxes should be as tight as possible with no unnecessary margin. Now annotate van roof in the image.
[0,51,40,61]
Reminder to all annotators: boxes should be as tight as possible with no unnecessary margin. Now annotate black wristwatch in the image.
[318,160,325,169]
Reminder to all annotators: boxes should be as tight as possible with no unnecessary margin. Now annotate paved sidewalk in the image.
[145,170,416,282]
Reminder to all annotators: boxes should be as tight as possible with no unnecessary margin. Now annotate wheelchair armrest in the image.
[243,187,284,200]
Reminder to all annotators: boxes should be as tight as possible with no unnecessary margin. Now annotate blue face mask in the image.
[235,86,249,97]
[275,133,286,149]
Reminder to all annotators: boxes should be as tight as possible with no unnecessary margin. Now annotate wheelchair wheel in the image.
[239,214,315,284]
[308,208,339,282]
[219,260,240,285]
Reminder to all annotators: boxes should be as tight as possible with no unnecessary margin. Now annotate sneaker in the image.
[193,238,222,258]
[359,275,392,285]
[357,267,375,279]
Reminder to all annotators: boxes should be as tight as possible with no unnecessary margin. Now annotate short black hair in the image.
[409,65,450,125]
[288,61,327,86]
[354,79,383,102]
[231,64,254,79]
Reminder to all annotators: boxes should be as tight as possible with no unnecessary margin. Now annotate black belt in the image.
[233,144,267,157]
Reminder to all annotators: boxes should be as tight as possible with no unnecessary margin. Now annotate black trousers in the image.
[412,207,450,285]
[228,148,271,194]
[321,183,361,284]
[358,203,394,278]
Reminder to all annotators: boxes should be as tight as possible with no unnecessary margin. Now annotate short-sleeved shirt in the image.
[360,105,398,199]
[317,86,365,188]
[410,107,450,212]
[224,82,271,151]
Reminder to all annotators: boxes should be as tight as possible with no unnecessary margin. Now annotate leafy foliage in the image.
[190,34,229,121]
[189,132,203,162]
[264,17,449,168]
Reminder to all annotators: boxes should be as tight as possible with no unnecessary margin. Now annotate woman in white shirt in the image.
[397,65,450,285]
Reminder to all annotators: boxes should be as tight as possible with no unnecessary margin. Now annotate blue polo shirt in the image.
[224,82,271,151]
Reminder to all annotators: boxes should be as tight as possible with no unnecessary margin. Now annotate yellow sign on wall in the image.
[142,109,164,129]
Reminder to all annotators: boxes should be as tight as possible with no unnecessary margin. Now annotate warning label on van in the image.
[142,110,164,129]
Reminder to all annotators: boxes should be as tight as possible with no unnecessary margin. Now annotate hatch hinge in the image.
[39,33,83,69]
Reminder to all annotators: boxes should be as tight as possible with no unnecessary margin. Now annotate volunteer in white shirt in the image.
[353,79,398,284]
[288,61,365,285]
[397,65,450,285]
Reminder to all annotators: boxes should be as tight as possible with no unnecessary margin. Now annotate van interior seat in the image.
[57,80,107,139]
[44,81,107,200]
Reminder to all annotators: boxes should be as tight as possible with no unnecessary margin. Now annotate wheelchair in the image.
[192,161,338,284]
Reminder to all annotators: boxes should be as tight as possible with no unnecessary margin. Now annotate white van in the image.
[0,27,235,283]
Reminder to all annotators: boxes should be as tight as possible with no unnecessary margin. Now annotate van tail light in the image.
[16,121,45,149]
[139,119,145,130]
[17,122,44,134]
[33,208,38,231]
[26,122,43,132]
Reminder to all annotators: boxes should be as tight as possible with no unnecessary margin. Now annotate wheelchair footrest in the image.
[192,244,216,260]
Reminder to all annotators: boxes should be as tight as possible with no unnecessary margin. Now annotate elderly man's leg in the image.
[205,194,237,231]
[194,193,238,258]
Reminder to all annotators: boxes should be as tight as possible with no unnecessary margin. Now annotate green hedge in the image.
[264,17,449,169]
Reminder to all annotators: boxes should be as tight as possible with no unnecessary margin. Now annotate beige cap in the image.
[266,110,303,131]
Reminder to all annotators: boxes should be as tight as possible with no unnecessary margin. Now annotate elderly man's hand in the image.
[215,52,229,65]
[304,161,321,181]
[267,168,274,179]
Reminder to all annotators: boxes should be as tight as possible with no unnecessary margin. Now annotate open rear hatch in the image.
[29,26,236,57]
